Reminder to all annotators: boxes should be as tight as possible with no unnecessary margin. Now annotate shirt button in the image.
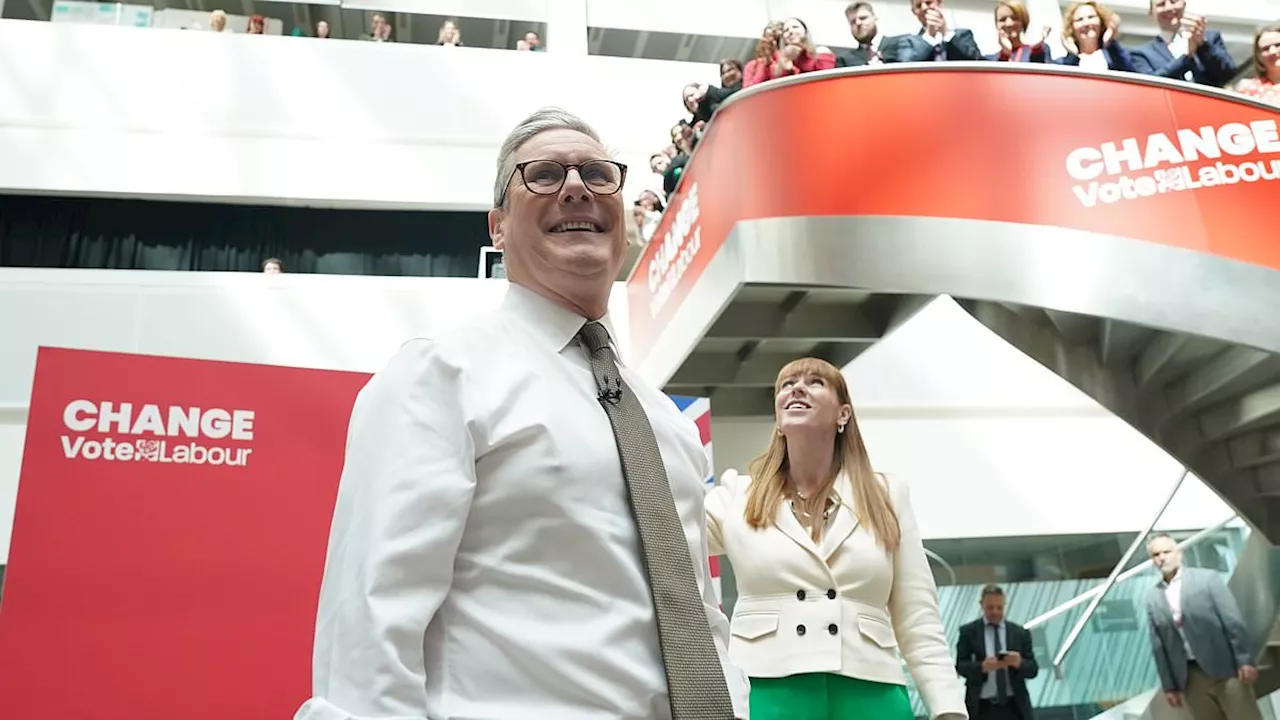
[827,589,836,600]
[796,589,806,601]
[828,624,839,635]
[796,624,807,636]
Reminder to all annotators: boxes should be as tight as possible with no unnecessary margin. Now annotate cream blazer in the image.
[706,470,967,720]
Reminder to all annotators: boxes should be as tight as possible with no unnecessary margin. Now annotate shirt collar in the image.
[501,282,619,355]
[1161,27,1182,45]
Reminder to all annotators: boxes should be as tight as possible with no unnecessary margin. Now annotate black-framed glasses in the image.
[499,159,628,205]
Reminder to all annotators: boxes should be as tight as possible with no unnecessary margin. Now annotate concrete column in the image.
[545,0,589,56]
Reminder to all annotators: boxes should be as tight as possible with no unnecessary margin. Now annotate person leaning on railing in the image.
[1233,23,1280,106]
[743,17,836,87]
[987,1,1053,63]
[1056,1,1139,73]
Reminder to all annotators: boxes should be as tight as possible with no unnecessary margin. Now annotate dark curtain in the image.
[0,195,491,277]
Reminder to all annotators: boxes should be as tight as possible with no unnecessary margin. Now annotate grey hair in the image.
[493,107,602,208]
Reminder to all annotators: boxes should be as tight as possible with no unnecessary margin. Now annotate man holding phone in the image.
[1129,0,1237,87]
[956,585,1038,720]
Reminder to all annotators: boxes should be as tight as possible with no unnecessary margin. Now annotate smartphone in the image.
[997,651,1009,659]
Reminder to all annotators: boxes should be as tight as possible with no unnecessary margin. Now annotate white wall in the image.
[710,298,1234,540]
[0,20,718,211]
[0,268,632,562]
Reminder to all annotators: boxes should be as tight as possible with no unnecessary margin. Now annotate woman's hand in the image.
[1102,14,1121,46]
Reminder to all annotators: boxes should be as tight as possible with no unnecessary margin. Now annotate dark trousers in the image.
[976,699,1024,720]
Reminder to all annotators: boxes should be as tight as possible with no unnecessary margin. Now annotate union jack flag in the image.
[668,394,722,607]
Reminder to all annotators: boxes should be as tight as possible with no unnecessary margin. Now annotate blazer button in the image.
[796,589,806,601]
[826,589,836,600]
[828,624,839,635]
[796,624,807,636]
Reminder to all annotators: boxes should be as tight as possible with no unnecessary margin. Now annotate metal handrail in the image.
[925,548,958,586]
[1050,468,1190,677]
[1024,512,1240,630]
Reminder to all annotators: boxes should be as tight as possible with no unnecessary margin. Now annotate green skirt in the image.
[749,672,914,720]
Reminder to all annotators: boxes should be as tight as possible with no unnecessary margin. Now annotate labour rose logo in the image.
[136,439,161,461]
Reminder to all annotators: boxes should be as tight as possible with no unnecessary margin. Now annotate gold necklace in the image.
[789,488,841,524]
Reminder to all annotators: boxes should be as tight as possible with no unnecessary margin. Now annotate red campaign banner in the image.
[626,66,1280,363]
[0,347,370,719]
[0,348,724,717]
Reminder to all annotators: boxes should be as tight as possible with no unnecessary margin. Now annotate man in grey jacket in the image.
[1145,533,1261,719]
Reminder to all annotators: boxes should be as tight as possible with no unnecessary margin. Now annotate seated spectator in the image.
[989,1,1053,63]
[209,9,227,33]
[898,0,983,62]
[523,31,543,51]
[262,258,283,274]
[743,17,836,87]
[719,59,744,91]
[315,20,331,39]
[1129,0,1235,87]
[361,14,392,42]
[247,14,265,35]
[438,19,463,46]
[1234,23,1280,106]
[1058,1,1137,73]
[683,81,738,124]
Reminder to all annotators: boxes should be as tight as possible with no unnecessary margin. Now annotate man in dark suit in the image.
[834,1,916,67]
[1146,533,1261,719]
[896,0,983,62]
[956,584,1038,720]
[1128,0,1237,87]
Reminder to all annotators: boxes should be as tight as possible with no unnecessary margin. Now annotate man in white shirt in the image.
[293,107,748,720]
[1146,534,1260,720]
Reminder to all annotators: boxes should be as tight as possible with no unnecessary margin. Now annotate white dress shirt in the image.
[1163,568,1195,661]
[1077,49,1110,73]
[1162,28,1195,83]
[295,283,749,720]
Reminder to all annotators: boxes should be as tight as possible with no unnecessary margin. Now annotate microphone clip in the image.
[597,377,624,406]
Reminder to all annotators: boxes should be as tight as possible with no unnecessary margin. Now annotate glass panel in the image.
[904,520,1249,719]
[1048,521,1249,709]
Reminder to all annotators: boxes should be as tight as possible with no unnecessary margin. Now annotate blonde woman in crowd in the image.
[1057,1,1138,72]
[208,9,227,32]
[438,19,463,46]
[1234,23,1280,106]
[707,357,966,720]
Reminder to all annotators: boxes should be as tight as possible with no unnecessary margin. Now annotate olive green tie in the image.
[577,321,734,719]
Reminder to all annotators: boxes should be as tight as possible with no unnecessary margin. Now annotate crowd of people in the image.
[198,10,544,50]
[637,0,1280,242]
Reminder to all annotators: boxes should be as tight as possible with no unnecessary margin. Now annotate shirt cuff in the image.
[725,662,751,719]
